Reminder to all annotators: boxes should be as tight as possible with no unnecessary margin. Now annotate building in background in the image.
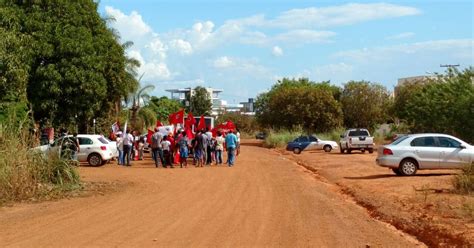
[240,98,255,115]
[395,75,435,96]
[166,87,225,116]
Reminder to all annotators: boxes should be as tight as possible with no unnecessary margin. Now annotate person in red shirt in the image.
[168,131,175,165]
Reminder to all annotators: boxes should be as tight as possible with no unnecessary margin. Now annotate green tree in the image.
[398,68,474,143]
[217,112,258,134]
[148,96,183,122]
[1,1,138,132]
[255,78,343,132]
[189,86,212,116]
[340,81,392,130]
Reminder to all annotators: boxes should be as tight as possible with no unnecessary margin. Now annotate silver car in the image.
[376,133,473,176]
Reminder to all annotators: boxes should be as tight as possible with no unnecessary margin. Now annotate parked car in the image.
[104,137,118,159]
[376,133,473,176]
[34,134,114,167]
[286,135,338,154]
[255,131,267,140]
[339,128,374,154]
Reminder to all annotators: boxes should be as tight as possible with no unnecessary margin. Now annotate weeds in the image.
[0,114,81,205]
[263,127,344,148]
[453,163,474,195]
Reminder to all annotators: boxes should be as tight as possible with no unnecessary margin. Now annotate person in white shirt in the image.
[122,130,134,166]
[236,129,241,156]
[161,135,172,168]
[215,131,225,165]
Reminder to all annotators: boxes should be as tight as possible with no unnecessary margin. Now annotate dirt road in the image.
[0,143,423,247]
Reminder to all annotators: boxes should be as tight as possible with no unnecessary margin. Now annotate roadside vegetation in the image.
[0,116,80,205]
[453,163,474,195]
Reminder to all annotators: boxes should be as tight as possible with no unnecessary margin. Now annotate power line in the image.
[440,64,460,68]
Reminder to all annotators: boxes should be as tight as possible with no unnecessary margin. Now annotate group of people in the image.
[115,128,241,168]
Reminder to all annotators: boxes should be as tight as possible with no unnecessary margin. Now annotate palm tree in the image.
[125,74,156,130]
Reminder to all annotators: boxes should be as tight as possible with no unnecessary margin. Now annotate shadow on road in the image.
[344,173,455,180]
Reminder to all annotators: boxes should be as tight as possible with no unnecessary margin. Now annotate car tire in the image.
[346,149,352,154]
[323,145,332,153]
[399,159,418,176]
[368,148,374,154]
[361,149,366,153]
[88,153,103,167]
[339,144,344,154]
[392,168,403,176]
[293,147,301,154]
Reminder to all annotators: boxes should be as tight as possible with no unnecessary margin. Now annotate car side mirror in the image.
[459,144,466,149]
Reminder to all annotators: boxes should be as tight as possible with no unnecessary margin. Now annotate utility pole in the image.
[440,64,460,68]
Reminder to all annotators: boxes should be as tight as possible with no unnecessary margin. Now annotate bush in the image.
[316,128,345,142]
[0,115,80,204]
[453,163,474,195]
[263,128,302,148]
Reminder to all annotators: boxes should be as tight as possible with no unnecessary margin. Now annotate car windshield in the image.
[98,137,109,144]
[390,135,410,145]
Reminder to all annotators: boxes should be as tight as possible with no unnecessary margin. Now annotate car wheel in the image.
[323,145,332,153]
[392,168,403,176]
[368,148,374,154]
[293,147,301,154]
[346,149,352,154]
[339,144,344,154]
[361,149,366,153]
[399,159,418,176]
[88,153,103,167]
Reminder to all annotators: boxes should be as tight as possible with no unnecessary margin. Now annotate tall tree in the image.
[340,81,392,130]
[2,1,138,132]
[255,78,343,132]
[189,86,212,116]
[148,96,183,122]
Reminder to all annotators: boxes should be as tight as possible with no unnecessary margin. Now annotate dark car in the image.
[286,135,338,154]
[255,131,267,140]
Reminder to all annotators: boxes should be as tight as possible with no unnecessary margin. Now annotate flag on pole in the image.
[169,109,185,125]
[111,122,120,134]
[197,115,206,131]
[185,112,195,129]
[156,120,163,127]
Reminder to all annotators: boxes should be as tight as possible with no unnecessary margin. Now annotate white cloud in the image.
[147,38,167,59]
[169,39,193,55]
[386,32,415,40]
[334,39,474,62]
[141,62,171,81]
[213,56,234,68]
[105,6,152,39]
[272,46,283,56]
[274,30,336,44]
[227,3,420,29]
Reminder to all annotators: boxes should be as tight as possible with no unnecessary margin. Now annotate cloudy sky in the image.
[99,0,473,103]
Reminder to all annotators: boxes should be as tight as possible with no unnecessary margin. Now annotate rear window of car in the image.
[390,135,410,145]
[410,137,436,147]
[98,137,109,144]
[348,130,369,136]
[78,138,93,145]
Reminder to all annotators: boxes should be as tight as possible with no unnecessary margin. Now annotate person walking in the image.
[178,131,189,168]
[194,130,205,167]
[168,131,175,166]
[161,135,173,168]
[204,128,212,165]
[215,131,225,165]
[116,132,124,165]
[151,128,164,168]
[138,135,145,160]
[225,130,238,167]
[70,132,80,162]
[236,128,241,156]
[122,130,133,166]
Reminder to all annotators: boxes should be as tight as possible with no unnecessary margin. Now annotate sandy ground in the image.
[0,142,424,247]
[280,147,473,247]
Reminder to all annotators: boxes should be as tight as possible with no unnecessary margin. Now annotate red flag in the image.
[185,112,195,129]
[186,128,194,139]
[147,129,154,144]
[197,115,206,131]
[225,120,236,130]
[156,120,163,127]
[169,109,185,125]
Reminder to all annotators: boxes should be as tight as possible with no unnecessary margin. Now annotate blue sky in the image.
[99,0,473,103]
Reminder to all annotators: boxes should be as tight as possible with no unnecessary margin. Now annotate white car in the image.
[286,135,339,154]
[376,133,473,176]
[34,134,114,166]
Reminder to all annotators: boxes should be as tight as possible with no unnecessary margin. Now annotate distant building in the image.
[166,87,224,116]
[240,98,255,115]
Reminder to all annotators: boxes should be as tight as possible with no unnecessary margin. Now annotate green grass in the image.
[453,163,474,195]
[0,115,81,205]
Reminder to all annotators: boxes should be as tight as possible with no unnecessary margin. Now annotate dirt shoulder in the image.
[278,146,473,247]
[0,143,422,247]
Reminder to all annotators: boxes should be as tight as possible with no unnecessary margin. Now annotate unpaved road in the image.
[0,143,423,247]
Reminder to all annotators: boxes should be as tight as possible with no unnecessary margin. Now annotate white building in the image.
[166,87,224,116]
